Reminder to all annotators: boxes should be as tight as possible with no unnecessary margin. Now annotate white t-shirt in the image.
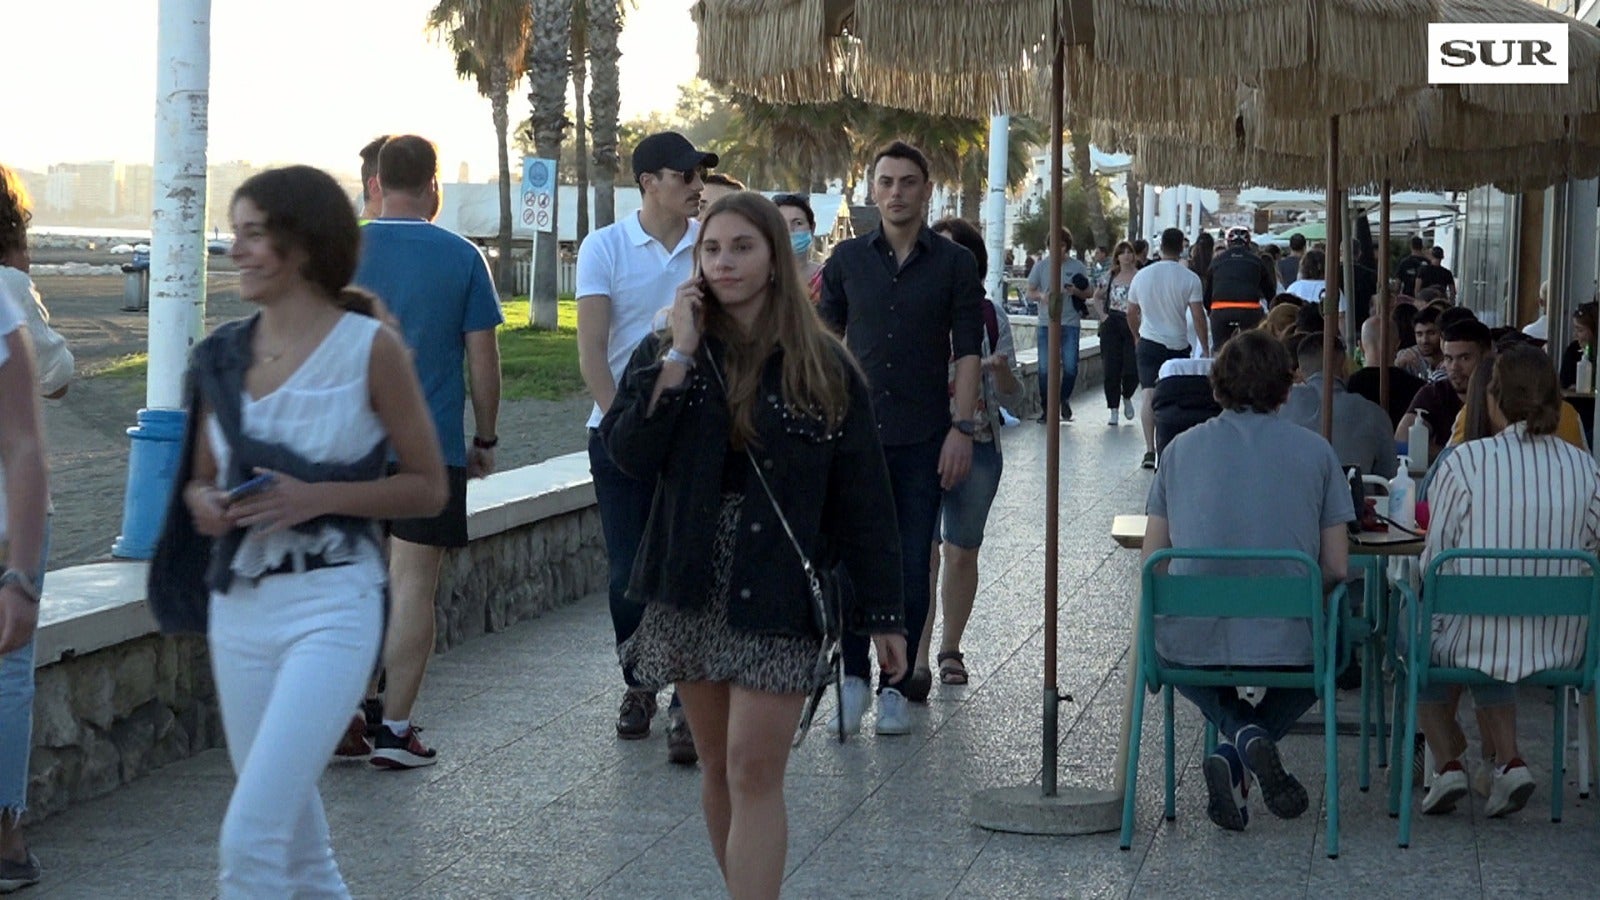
[0,267,72,396]
[1285,277,1348,313]
[575,212,699,428]
[1129,260,1203,351]
[0,292,25,543]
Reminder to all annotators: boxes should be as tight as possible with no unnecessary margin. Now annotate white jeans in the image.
[208,559,383,899]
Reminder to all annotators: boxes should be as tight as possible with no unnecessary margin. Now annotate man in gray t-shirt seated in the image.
[1142,330,1355,834]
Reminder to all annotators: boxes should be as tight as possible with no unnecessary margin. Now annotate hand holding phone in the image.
[226,473,276,503]
[671,271,705,356]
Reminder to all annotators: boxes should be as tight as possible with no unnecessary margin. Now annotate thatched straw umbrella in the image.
[693,0,1600,836]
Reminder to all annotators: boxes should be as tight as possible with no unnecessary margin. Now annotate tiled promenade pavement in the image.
[27,417,1600,898]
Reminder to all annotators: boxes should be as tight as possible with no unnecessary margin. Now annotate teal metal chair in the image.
[1119,548,1346,859]
[1389,548,1600,848]
[1197,563,1381,792]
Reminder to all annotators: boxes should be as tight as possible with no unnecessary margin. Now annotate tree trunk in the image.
[491,62,514,298]
[1125,173,1142,242]
[588,0,622,229]
[526,0,572,329]
[958,149,982,221]
[572,47,592,243]
[1068,116,1107,251]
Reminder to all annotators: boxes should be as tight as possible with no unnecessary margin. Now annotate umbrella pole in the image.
[970,31,1118,838]
[1042,35,1065,801]
[1379,179,1392,413]
[1322,117,1342,441]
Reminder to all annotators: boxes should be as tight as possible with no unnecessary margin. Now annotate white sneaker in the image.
[1485,759,1536,817]
[829,676,870,736]
[1108,408,1120,426]
[876,688,912,735]
[1421,762,1469,815]
[1123,397,1136,420]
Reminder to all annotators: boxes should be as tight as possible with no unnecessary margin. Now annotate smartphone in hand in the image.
[226,473,276,503]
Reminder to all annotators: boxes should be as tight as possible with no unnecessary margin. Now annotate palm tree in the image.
[587,0,624,229]
[571,0,590,242]
[953,117,1047,220]
[426,0,531,296]
[713,97,858,191]
[1067,112,1109,250]
[525,0,572,328]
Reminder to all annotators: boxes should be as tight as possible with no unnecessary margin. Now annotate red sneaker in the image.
[370,725,437,769]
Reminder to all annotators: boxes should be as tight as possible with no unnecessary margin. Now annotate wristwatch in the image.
[0,570,40,604]
[473,434,499,449]
[665,347,697,369]
[953,419,977,437]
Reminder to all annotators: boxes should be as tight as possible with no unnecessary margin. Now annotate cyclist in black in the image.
[1203,227,1276,351]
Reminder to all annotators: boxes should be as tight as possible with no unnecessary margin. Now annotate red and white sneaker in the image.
[370,725,437,769]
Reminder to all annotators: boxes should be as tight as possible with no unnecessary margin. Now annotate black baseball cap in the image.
[631,132,719,180]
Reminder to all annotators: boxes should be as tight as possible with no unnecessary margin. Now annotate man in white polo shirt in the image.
[576,131,717,765]
[1129,227,1208,469]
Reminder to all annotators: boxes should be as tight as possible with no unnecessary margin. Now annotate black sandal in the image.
[937,651,968,685]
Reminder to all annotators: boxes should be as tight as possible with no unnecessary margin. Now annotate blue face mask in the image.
[790,231,813,256]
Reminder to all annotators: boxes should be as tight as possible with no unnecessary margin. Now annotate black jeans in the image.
[588,429,656,688]
[1100,312,1138,408]
[843,436,943,688]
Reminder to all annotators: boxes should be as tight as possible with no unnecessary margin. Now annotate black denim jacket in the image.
[600,333,905,639]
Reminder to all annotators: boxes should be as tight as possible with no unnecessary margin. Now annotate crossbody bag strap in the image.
[703,353,826,602]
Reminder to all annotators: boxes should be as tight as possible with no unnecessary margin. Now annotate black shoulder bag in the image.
[703,352,845,746]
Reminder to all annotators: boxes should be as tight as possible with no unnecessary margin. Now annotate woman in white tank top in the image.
[175,166,446,898]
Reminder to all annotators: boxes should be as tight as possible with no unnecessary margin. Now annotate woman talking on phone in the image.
[149,165,445,898]
[601,191,906,900]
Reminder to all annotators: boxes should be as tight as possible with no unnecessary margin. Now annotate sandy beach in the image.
[35,264,590,569]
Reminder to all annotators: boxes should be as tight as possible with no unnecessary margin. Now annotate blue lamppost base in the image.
[113,408,188,559]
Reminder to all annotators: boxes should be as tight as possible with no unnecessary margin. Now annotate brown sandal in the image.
[937,651,968,685]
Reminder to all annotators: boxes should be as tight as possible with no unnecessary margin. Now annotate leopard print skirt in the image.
[620,493,819,695]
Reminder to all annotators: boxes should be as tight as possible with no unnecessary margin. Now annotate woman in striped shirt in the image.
[1416,345,1600,818]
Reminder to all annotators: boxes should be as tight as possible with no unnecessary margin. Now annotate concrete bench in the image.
[26,452,604,821]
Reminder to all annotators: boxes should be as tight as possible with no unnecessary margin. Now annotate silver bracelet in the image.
[665,348,697,369]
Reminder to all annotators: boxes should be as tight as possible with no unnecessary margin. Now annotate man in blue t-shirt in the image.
[350,135,503,770]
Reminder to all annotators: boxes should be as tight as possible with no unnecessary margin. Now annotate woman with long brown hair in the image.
[1095,240,1140,425]
[602,191,906,900]
[1417,345,1600,818]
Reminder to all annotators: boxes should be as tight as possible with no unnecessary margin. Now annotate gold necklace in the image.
[257,323,320,365]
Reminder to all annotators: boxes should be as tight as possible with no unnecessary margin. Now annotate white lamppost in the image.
[113,0,210,558]
[984,115,1010,303]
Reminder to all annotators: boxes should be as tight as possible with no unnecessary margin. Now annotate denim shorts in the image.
[941,439,1003,549]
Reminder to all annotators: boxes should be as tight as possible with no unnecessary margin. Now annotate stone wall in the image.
[434,506,606,651]
[24,502,605,825]
[27,634,220,820]
[1014,350,1106,419]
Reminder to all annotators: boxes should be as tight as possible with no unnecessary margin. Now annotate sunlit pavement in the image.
[27,412,1600,898]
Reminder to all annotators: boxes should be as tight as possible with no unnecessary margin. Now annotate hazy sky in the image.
[5,0,699,178]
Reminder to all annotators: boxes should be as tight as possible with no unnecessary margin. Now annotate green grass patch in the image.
[89,298,585,403]
[500,296,584,401]
[98,353,149,380]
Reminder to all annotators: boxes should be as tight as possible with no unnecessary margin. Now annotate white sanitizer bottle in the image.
[1389,458,1415,530]
[1407,412,1430,473]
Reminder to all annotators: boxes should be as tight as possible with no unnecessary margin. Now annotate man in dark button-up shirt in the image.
[818,140,984,736]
